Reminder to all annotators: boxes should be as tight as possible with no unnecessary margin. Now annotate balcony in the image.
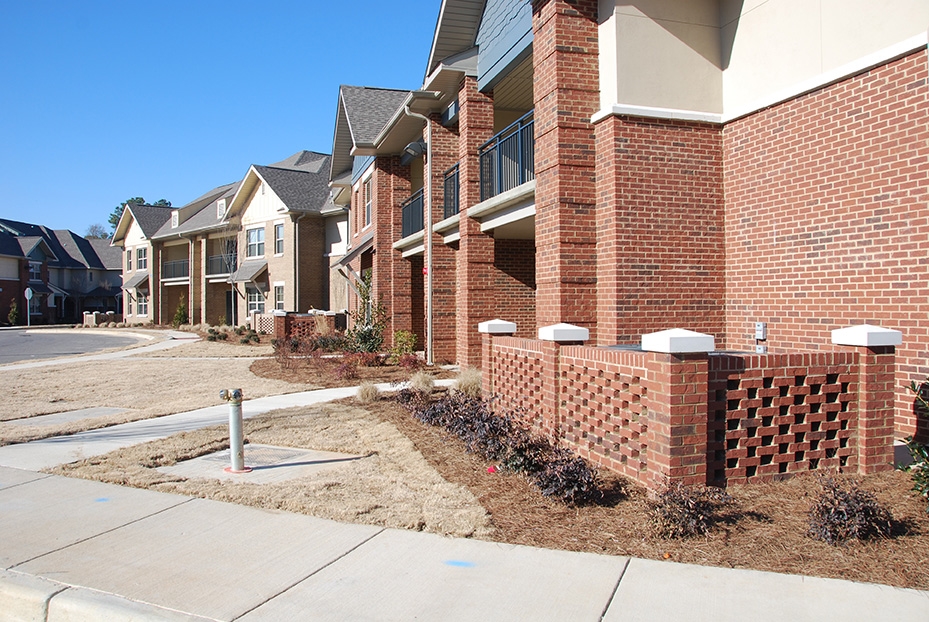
[162,259,189,279]
[443,164,459,219]
[479,110,534,202]
[401,189,424,239]
[207,254,236,276]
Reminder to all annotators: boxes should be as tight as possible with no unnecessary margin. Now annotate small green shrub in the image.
[808,477,893,545]
[904,376,929,513]
[172,295,189,328]
[389,330,417,363]
[649,483,733,539]
[7,300,19,326]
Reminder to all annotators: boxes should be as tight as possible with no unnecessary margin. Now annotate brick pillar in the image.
[479,319,517,397]
[373,156,413,348]
[538,323,590,440]
[855,345,897,474]
[532,0,599,336]
[189,238,201,325]
[429,112,458,363]
[457,76,496,366]
[645,352,710,489]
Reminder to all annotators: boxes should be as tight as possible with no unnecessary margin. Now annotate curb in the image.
[0,569,210,622]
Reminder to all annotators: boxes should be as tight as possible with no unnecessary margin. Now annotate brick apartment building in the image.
[330,0,928,455]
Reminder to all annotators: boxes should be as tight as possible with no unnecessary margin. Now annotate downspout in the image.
[404,105,433,365]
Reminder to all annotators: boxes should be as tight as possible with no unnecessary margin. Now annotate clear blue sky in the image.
[0,1,440,235]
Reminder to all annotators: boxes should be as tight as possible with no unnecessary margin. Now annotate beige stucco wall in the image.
[597,0,928,118]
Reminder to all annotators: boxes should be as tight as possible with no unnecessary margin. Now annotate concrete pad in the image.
[4,407,129,428]
[0,475,190,568]
[0,466,48,490]
[157,444,364,484]
[48,587,212,622]
[605,558,929,622]
[0,569,66,622]
[240,528,628,622]
[17,497,383,621]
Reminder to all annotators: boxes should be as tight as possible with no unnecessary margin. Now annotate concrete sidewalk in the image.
[1,379,927,620]
[2,466,927,621]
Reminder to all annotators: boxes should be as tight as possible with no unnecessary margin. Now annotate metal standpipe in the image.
[219,388,251,473]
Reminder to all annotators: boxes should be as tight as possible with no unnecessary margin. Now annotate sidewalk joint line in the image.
[229,527,386,620]
[598,557,630,621]
[8,496,196,569]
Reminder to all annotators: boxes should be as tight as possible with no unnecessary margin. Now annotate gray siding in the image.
[476,0,533,90]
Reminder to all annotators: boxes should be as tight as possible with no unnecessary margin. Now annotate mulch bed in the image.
[249,356,455,388]
[253,358,929,590]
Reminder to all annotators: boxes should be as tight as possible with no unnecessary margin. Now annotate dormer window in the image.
[171,211,179,228]
[28,261,41,281]
[217,198,227,219]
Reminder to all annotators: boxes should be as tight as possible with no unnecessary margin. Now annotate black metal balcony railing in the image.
[162,259,189,279]
[207,254,236,275]
[479,110,535,202]
[401,189,425,239]
[443,164,460,219]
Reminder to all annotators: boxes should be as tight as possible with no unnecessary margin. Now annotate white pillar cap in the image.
[478,319,517,334]
[831,324,902,347]
[641,328,715,353]
[538,323,589,342]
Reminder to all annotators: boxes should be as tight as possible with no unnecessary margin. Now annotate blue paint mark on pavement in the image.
[444,560,476,568]
[94,498,110,502]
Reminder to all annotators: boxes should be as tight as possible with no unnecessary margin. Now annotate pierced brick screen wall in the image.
[484,335,893,489]
[707,352,858,485]
[559,346,649,482]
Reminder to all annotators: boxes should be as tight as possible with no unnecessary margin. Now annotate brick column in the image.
[373,156,413,347]
[532,0,599,336]
[429,113,459,363]
[478,320,517,397]
[832,324,902,474]
[457,77,496,366]
[642,329,715,489]
[538,323,590,440]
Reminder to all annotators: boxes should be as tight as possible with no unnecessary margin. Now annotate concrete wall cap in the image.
[538,323,589,342]
[831,324,903,347]
[478,319,517,334]
[272,310,287,316]
[641,328,715,353]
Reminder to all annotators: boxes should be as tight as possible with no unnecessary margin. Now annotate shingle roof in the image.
[0,217,121,272]
[269,150,330,174]
[152,181,241,239]
[88,238,123,270]
[340,86,412,145]
[126,204,173,238]
[254,160,331,214]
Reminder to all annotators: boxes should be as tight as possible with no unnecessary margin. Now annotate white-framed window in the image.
[126,250,132,271]
[364,178,373,227]
[216,198,226,219]
[171,211,179,228]
[274,285,285,310]
[29,295,41,315]
[28,261,42,281]
[247,286,265,314]
[136,248,148,270]
[136,292,148,316]
[246,228,265,257]
[274,223,284,254]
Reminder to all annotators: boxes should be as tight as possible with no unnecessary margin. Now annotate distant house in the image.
[110,203,174,324]
[0,219,123,324]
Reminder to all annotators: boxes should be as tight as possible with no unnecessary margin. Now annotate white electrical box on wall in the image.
[754,322,767,341]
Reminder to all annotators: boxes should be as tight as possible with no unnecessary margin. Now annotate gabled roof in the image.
[330,86,412,182]
[88,239,123,270]
[425,0,485,78]
[228,152,332,219]
[111,203,173,245]
[0,217,119,273]
[152,181,241,240]
[16,236,57,261]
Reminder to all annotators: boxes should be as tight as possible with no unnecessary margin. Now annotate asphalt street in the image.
[0,329,145,364]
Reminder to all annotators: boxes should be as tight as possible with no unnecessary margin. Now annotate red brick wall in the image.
[429,113,459,363]
[723,50,929,439]
[594,115,726,345]
[532,0,599,335]
[494,238,536,338]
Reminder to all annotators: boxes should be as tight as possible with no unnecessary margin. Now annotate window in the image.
[136,292,148,316]
[274,285,284,310]
[247,286,265,314]
[171,211,179,228]
[126,250,132,271]
[137,248,148,270]
[28,262,42,281]
[216,198,226,219]
[246,228,265,257]
[29,295,41,316]
[364,178,373,227]
[274,223,284,254]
